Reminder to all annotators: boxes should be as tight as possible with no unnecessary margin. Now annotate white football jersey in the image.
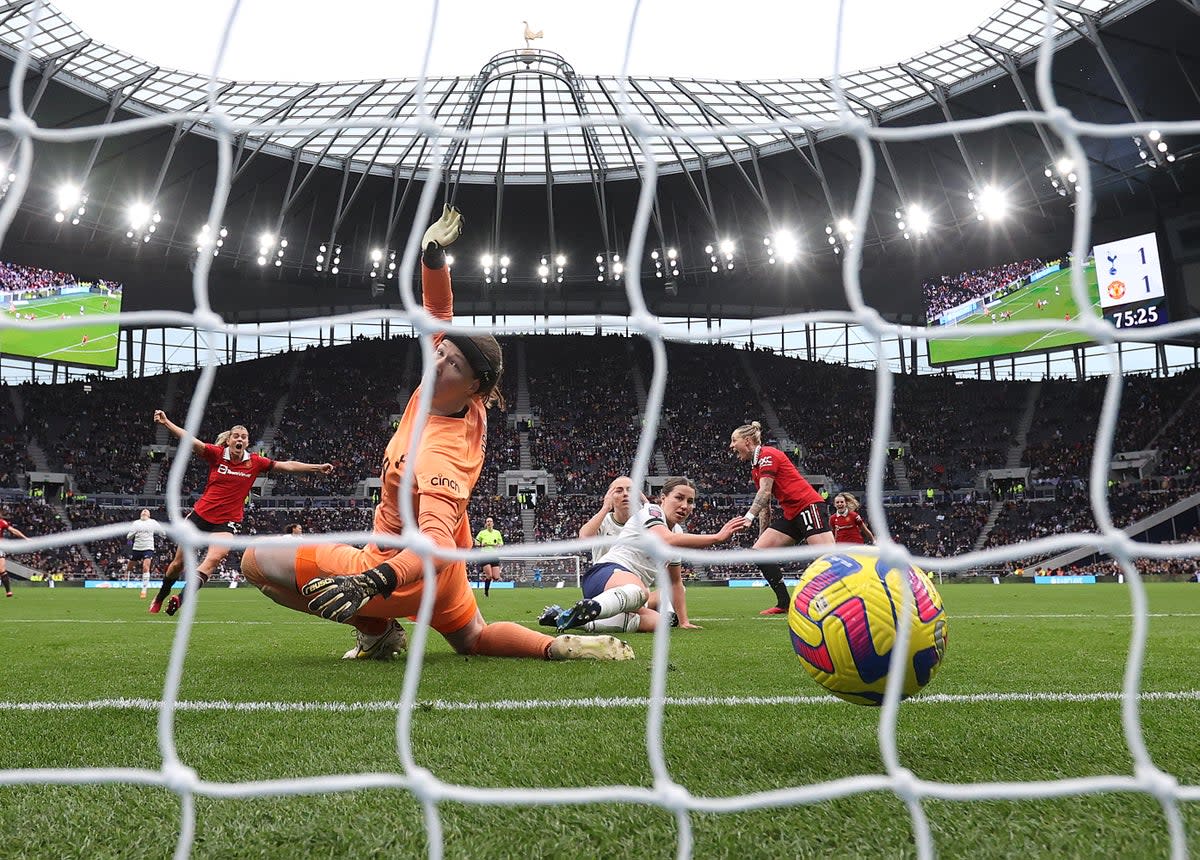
[598,502,683,589]
[126,518,161,551]
[590,511,625,563]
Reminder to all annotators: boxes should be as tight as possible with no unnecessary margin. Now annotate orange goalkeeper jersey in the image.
[373,263,487,550]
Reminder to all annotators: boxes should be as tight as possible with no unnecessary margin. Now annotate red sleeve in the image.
[756,449,779,478]
[200,444,222,465]
[253,453,276,474]
[852,512,863,525]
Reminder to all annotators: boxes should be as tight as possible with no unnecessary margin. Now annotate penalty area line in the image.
[3,690,1200,714]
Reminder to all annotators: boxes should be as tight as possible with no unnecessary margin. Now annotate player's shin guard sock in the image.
[142,570,151,592]
[584,612,641,633]
[484,578,491,597]
[469,621,554,659]
[593,583,647,619]
[153,576,176,604]
[1,572,10,594]
[758,563,790,609]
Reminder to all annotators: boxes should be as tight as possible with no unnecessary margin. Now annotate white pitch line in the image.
[2,690,1200,714]
[36,331,118,360]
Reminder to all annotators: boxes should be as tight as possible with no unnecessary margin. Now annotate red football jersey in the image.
[830,511,866,543]
[191,444,274,525]
[751,445,823,518]
[0,517,10,535]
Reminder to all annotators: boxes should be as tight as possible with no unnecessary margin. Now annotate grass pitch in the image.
[0,293,121,368]
[928,264,1101,366]
[1,583,1198,858]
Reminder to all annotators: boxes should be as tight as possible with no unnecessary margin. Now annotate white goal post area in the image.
[0,1,1199,859]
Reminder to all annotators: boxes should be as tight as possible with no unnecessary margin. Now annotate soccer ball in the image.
[788,551,948,706]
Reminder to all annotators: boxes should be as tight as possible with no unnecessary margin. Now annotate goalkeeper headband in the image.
[444,334,498,391]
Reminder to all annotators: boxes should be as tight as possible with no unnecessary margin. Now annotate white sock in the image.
[593,584,647,619]
[142,570,151,590]
[585,613,641,633]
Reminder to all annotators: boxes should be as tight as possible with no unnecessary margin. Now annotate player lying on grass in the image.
[242,206,632,662]
[149,413,333,616]
[541,476,747,633]
[729,421,833,616]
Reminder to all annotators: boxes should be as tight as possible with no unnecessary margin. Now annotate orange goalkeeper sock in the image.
[469,621,554,660]
[351,616,390,637]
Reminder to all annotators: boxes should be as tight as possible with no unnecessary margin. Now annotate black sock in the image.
[154,576,176,603]
[484,577,491,597]
[1,572,10,593]
[759,563,790,609]
[177,572,211,606]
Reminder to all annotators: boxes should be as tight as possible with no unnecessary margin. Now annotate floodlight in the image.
[976,186,1008,221]
[772,231,799,262]
[836,218,855,238]
[370,248,383,263]
[55,183,80,211]
[719,239,734,256]
[555,254,566,267]
[907,205,932,235]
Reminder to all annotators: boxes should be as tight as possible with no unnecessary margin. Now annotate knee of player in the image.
[240,547,267,588]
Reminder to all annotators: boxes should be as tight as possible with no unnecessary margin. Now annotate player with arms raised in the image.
[149,416,333,616]
[830,492,875,544]
[729,421,833,615]
[0,509,31,597]
[544,477,746,633]
[241,206,632,662]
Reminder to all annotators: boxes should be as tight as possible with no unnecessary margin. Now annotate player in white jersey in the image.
[578,476,635,562]
[543,477,746,633]
[126,509,161,598]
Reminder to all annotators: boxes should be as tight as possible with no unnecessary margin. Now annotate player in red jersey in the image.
[729,421,833,615]
[148,412,333,617]
[241,206,632,663]
[830,492,875,544]
[0,509,31,597]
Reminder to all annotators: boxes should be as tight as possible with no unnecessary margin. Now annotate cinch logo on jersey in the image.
[429,475,461,492]
[217,463,253,478]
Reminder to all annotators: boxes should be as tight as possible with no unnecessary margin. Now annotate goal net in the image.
[473,555,584,588]
[1,1,1199,858]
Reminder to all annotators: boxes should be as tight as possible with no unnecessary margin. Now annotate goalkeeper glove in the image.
[301,564,398,624]
[422,204,464,250]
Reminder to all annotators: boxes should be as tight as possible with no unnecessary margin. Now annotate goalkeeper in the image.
[242,206,631,663]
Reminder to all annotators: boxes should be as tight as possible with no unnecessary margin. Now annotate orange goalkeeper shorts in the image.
[294,543,478,635]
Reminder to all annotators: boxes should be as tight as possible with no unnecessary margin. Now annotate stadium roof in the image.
[0,0,1145,183]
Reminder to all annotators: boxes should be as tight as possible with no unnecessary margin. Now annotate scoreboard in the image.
[1093,232,1169,331]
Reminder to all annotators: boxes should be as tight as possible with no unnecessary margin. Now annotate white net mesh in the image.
[1,1,1199,858]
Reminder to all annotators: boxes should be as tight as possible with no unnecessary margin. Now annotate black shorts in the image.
[769,503,831,543]
[130,549,155,561]
[479,557,501,568]
[186,510,242,535]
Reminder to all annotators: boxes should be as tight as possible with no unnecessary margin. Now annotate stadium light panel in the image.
[907,205,932,236]
[1055,157,1074,175]
[836,217,855,239]
[370,248,383,263]
[976,186,1008,221]
[555,254,566,267]
[500,255,510,268]
[772,231,799,262]
[259,232,275,248]
[55,183,80,211]
[127,202,150,229]
[719,239,735,256]
[482,253,493,268]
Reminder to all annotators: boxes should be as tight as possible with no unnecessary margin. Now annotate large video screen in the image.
[0,261,122,369]
[925,232,1169,366]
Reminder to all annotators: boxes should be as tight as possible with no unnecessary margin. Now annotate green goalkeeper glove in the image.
[301,564,398,624]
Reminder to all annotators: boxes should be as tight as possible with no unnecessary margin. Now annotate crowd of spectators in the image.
[3,333,1200,584]
[922,258,1046,319]
[525,335,645,495]
[0,261,121,295]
